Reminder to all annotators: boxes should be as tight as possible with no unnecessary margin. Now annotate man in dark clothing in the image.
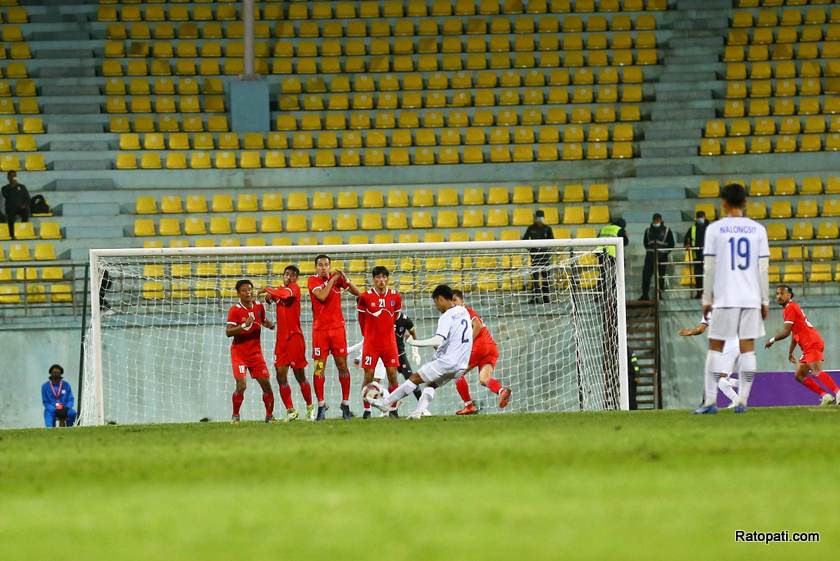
[2,170,30,239]
[522,210,554,303]
[640,213,675,300]
[684,210,708,299]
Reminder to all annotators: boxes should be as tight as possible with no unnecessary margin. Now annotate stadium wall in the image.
[660,298,840,409]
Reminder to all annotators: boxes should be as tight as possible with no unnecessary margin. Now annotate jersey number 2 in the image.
[460,319,470,343]
[728,237,750,271]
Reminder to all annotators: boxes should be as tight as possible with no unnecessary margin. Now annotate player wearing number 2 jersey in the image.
[369,285,473,419]
[765,285,840,406]
[696,183,770,415]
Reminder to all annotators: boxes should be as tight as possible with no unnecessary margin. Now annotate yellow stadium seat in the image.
[184,217,206,236]
[360,213,383,230]
[211,195,233,213]
[766,223,788,241]
[563,207,585,225]
[746,201,767,220]
[816,222,838,240]
[790,222,813,241]
[588,206,610,224]
[185,195,207,213]
[135,196,157,215]
[796,200,819,218]
[235,216,257,234]
[386,211,409,230]
[259,216,282,234]
[563,184,585,202]
[209,216,231,235]
[487,208,509,227]
[39,222,61,240]
[158,218,180,236]
[236,194,258,213]
[312,192,334,210]
[12,222,35,240]
[116,153,137,170]
[160,195,183,214]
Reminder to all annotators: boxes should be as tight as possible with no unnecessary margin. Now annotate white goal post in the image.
[81,239,628,425]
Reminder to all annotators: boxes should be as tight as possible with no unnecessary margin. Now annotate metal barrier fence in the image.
[0,260,89,317]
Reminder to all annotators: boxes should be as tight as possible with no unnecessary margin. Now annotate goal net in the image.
[80,240,627,425]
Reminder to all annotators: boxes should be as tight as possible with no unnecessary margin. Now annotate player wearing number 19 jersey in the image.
[765,285,840,406]
[696,183,769,415]
[451,290,511,414]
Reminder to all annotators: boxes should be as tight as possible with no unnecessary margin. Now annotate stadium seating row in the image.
[103,77,223,96]
[722,43,840,62]
[725,61,839,80]
[135,184,609,215]
[731,7,840,28]
[105,95,225,114]
[705,116,839,137]
[679,262,840,286]
[115,143,635,168]
[0,44,30,59]
[0,154,46,172]
[0,7,27,24]
[721,97,839,117]
[109,115,228,133]
[737,0,834,7]
[0,63,28,79]
[100,50,658,77]
[699,133,838,154]
[132,206,612,237]
[727,25,839,45]
[103,13,659,42]
[117,126,635,150]
[0,222,60,241]
[0,135,40,152]
[0,266,66,281]
[724,78,832,98]
[740,198,840,219]
[767,244,838,261]
[0,117,45,134]
[0,283,74,305]
[689,213,838,241]
[0,79,36,97]
[0,98,40,114]
[0,242,58,261]
[96,2,667,24]
[697,176,839,197]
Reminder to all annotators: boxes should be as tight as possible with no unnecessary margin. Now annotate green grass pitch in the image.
[1,408,837,561]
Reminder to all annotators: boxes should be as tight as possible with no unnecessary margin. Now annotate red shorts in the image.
[799,342,824,365]
[312,327,347,359]
[231,350,269,380]
[468,341,499,370]
[274,333,308,369]
[362,342,399,370]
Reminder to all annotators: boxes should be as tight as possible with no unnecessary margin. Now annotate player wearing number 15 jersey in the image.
[696,183,769,415]
[356,265,402,418]
[225,279,276,423]
[765,285,840,406]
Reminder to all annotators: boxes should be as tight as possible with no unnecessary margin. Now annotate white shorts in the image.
[418,359,465,387]
[708,308,765,341]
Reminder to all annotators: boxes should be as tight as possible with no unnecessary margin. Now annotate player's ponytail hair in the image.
[431,284,454,300]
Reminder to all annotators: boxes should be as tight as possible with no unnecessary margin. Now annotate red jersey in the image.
[308,273,350,331]
[357,288,402,347]
[783,301,823,349]
[265,284,303,340]
[466,306,495,346]
[226,301,266,355]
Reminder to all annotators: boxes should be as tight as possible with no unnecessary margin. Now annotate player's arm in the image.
[787,337,798,364]
[311,274,339,302]
[758,229,770,319]
[678,323,707,337]
[340,271,362,297]
[471,317,483,337]
[407,334,444,348]
[64,384,75,409]
[41,384,53,410]
[356,296,367,335]
[225,313,254,337]
[765,322,792,348]
[701,228,717,316]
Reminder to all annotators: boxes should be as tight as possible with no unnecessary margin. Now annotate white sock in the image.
[411,387,435,417]
[704,350,724,406]
[718,375,739,402]
[384,380,417,406]
[738,352,757,405]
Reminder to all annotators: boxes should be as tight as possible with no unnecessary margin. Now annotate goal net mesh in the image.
[81,242,623,425]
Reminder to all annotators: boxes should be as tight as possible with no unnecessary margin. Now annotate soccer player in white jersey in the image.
[679,312,740,408]
[696,183,770,414]
[369,284,473,419]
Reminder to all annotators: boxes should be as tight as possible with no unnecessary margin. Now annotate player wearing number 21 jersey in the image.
[765,285,840,406]
[369,284,472,419]
[696,183,769,415]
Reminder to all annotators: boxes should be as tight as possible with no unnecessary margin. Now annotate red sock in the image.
[486,378,503,395]
[279,384,293,410]
[801,377,826,396]
[363,400,371,410]
[314,374,325,403]
[299,381,313,406]
[455,376,473,404]
[262,392,274,417]
[232,391,244,416]
[338,371,351,401]
[815,372,840,393]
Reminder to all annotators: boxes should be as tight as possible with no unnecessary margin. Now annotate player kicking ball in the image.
[765,285,840,406]
[451,289,511,415]
[679,313,740,408]
[356,266,403,419]
[259,265,314,422]
[696,183,770,414]
[369,284,472,419]
[225,279,276,423]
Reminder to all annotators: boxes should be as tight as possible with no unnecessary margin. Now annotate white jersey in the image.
[433,305,473,371]
[703,216,769,309]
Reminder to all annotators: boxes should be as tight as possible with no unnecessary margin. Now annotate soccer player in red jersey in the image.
[225,279,275,423]
[258,265,314,422]
[450,289,511,414]
[765,285,840,406]
[308,254,361,421]
[356,265,402,419]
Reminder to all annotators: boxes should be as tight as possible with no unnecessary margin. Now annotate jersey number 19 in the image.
[728,237,750,271]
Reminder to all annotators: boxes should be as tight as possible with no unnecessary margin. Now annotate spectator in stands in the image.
[598,217,630,257]
[641,213,675,301]
[2,171,31,239]
[42,364,76,428]
[684,210,708,299]
[522,210,554,304]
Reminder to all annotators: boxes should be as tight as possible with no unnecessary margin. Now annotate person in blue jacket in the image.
[42,364,76,427]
